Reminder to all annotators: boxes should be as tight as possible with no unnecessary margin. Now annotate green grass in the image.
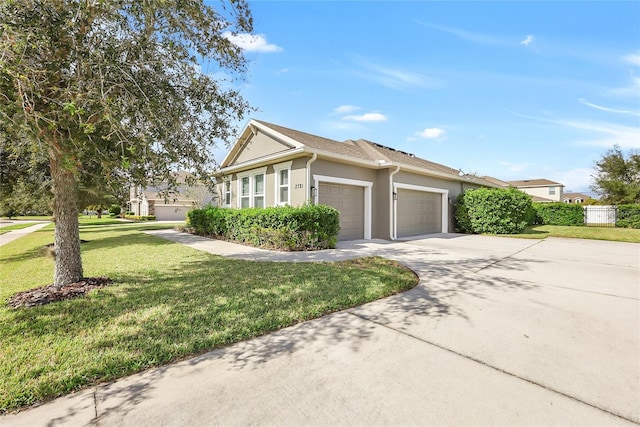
[0,222,38,235]
[0,224,417,413]
[492,225,640,243]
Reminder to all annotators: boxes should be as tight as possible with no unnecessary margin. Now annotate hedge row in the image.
[187,204,340,250]
[617,205,640,228]
[455,187,534,234]
[533,203,584,226]
[126,215,156,221]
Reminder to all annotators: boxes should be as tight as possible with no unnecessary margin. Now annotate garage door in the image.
[152,205,190,221]
[397,189,442,237]
[319,183,364,241]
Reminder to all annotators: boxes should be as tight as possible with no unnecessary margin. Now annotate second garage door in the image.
[319,183,364,241]
[397,189,442,237]
[152,205,190,221]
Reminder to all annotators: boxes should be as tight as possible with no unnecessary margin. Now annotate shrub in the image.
[616,204,640,228]
[187,204,340,250]
[534,203,584,226]
[455,187,534,234]
[108,204,122,215]
[127,215,156,221]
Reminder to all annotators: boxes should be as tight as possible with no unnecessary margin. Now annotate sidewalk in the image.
[0,222,51,247]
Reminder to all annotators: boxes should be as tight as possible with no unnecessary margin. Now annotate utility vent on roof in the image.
[370,142,415,158]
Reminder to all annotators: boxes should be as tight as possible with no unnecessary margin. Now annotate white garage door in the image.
[152,205,190,221]
[397,189,442,237]
[319,183,364,241]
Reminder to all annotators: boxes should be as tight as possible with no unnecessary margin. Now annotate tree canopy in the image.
[1,0,254,286]
[591,145,640,205]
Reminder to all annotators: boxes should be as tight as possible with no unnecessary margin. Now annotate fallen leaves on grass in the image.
[6,277,113,308]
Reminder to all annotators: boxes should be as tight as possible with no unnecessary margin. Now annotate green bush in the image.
[108,204,122,215]
[455,187,534,234]
[187,204,340,250]
[534,203,584,226]
[127,215,156,221]
[616,204,640,228]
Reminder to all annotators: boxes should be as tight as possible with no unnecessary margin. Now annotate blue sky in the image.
[215,1,640,193]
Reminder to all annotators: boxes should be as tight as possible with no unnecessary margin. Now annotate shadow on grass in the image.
[2,231,545,421]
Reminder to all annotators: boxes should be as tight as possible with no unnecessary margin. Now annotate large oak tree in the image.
[1,0,253,286]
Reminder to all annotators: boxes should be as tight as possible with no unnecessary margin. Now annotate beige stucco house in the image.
[214,120,497,241]
[507,179,564,203]
[563,192,591,204]
[128,171,215,221]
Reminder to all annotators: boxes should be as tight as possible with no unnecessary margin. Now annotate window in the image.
[237,167,267,208]
[274,161,292,205]
[254,174,264,208]
[223,180,231,206]
[549,187,556,195]
[240,176,250,208]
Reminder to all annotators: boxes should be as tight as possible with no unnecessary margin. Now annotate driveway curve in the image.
[4,231,638,426]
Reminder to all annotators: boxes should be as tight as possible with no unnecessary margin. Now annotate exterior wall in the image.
[519,186,563,202]
[217,156,310,209]
[234,131,290,164]
[373,169,390,239]
[290,157,310,206]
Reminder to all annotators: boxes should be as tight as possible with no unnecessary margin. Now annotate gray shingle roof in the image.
[253,120,481,182]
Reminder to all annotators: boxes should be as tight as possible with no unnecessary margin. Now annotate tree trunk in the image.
[50,151,83,287]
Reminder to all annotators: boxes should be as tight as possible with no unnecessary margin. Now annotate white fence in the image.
[584,205,616,226]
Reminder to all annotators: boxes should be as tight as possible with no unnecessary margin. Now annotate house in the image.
[563,192,591,204]
[507,179,564,203]
[214,119,497,241]
[128,171,215,221]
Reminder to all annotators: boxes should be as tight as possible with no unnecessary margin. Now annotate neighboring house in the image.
[128,171,215,221]
[214,119,498,241]
[563,192,591,204]
[481,176,510,188]
[507,179,564,203]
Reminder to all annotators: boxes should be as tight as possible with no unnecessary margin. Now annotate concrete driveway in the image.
[3,234,639,426]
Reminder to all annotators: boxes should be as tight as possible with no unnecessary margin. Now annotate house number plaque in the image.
[294,184,304,189]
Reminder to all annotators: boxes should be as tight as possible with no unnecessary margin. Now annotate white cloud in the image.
[352,57,442,91]
[609,76,640,97]
[578,98,640,117]
[334,105,361,114]
[415,127,445,139]
[623,52,640,67]
[342,112,388,122]
[418,22,503,45]
[498,160,530,172]
[560,119,640,148]
[506,110,640,149]
[549,168,595,192]
[223,32,282,53]
[520,35,534,46]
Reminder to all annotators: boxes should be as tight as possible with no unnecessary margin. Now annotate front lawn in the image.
[0,224,417,413]
[0,222,38,235]
[498,225,640,243]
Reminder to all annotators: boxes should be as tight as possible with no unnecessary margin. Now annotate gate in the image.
[584,205,617,227]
